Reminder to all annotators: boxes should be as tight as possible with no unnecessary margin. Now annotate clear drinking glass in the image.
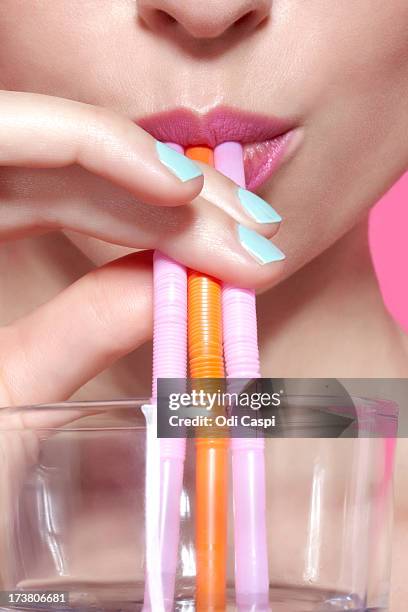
[0,397,397,611]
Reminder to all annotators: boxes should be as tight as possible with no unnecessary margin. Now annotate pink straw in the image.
[144,144,187,611]
[215,142,270,609]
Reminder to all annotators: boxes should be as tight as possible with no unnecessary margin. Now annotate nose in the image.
[137,0,271,40]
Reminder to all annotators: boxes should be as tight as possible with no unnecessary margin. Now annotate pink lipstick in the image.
[138,106,296,190]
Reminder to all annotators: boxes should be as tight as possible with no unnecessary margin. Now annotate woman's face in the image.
[1,0,408,278]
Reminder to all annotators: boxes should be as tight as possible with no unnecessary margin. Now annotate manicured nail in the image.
[238,187,282,224]
[156,141,203,182]
[238,225,285,265]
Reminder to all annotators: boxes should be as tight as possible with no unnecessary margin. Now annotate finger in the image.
[0,251,153,406]
[62,167,285,288]
[158,196,287,289]
[2,165,285,289]
[0,90,203,206]
[195,161,282,237]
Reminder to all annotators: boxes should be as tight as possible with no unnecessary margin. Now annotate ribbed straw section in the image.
[187,271,224,378]
[222,284,260,378]
[188,271,228,446]
[222,283,263,451]
[152,251,187,398]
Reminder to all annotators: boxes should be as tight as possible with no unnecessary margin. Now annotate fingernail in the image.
[238,225,286,265]
[156,141,203,182]
[238,187,282,224]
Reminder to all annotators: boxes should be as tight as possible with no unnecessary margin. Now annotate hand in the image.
[0,90,284,408]
[0,90,284,287]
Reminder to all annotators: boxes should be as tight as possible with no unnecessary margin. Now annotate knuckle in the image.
[83,104,127,147]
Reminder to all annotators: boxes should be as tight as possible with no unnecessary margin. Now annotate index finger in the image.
[0,90,204,207]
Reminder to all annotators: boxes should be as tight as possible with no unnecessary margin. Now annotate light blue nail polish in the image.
[156,141,203,182]
[238,187,282,224]
[238,225,286,265]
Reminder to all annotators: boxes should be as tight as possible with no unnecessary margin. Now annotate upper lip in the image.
[137,106,293,147]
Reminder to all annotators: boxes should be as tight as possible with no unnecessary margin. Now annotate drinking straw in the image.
[148,143,269,610]
[185,146,228,611]
[215,142,270,609]
[144,143,188,610]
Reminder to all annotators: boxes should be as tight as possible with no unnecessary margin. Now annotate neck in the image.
[258,218,408,377]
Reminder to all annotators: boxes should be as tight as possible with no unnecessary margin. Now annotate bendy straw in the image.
[145,143,188,611]
[186,146,229,611]
[215,141,270,609]
[147,142,269,610]
[151,252,187,609]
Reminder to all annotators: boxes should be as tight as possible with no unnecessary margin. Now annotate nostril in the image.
[138,1,272,39]
[153,9,177,27]
[233,10,261,30]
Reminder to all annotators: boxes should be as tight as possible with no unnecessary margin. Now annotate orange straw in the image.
[186,146,214,166]
[186,146,228,610]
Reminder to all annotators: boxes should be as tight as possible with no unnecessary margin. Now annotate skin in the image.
[0,0,407,608]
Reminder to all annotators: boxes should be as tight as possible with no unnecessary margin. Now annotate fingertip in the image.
[241,258,287,291]
[207,255,287,291]
[243,218,282,239]
[161,173,205,207]
[155,140,204,193]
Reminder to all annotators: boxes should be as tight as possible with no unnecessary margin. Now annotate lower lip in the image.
[243,131,295,191]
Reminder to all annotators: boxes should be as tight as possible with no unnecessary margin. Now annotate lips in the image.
[138,106,295,190]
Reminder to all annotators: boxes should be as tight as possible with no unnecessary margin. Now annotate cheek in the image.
[0,1,136,100]
[262,1,408,275]
[275,0,408,112]
[0,2,87,91]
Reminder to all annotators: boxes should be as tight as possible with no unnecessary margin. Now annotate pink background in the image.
[370,172,408,334]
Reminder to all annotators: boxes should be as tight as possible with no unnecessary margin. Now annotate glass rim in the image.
[0,395,398,436]
[0,395,399,413]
